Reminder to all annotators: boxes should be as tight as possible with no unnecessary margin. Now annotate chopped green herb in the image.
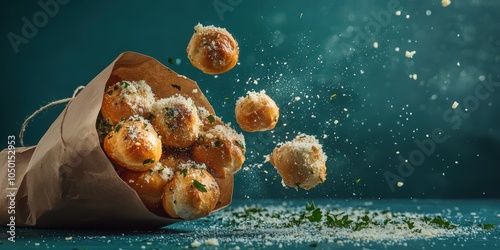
[306,201,316,211]
[308,207,322,222]
[326,212,352,228]
[329,93,337,100]
[165,107,175,119]
[224,97,230,100]
[193,180,207,192]
[482,224,495,230]
[355,178,361,184]
[403,219,415,229]
[214,138,221,147]
[427,216,457,229]
[167,122,175,131]
[121,81,130,88]
[114,123,122,132]
[179,168,188,177]
[168,57,174,65]
[149,169,154,176]
[143,159,155,165]
[207,114,215,123]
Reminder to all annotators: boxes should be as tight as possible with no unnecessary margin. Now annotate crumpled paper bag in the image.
[0,51,233,228]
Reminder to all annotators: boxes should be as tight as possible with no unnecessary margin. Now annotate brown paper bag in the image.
[0,51,233,228]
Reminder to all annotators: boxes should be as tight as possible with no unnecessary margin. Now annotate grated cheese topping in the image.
[118,80,155,114]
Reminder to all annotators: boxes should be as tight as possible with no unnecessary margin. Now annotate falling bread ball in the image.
[235,90,279,132]
[270,134,327,190]
[186,23,239,74]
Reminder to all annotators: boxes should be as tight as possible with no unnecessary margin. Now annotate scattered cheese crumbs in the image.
[452,101,459,109]
[426,10,432,16]
[343,108,348,112]
[65,237,73,241]
[442,0,451,7]
[395,47,400,52]
[373,42,379,48]
[192,89,198,94]
[294,96,301,101]
[205,238,219,246]
[333,120,339,125]
[406,14,410,19]
[395,10,401,16]
[410,74,418,80]
[191,240,202,248]
[405,51,416,58]
[397,181,404,187]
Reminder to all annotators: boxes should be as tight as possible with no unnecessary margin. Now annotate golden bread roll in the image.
[151,95,202,148]
[101,80,155,125]
[270,134,327,190]
[103,116,162,171]
[162,163,220,220]
[192,124,245,178]
[186,23,239,75]
[235,90,279,132]
[118,163,175,216]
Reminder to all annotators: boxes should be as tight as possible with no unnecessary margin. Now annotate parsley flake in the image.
[143,159,155,165]
[193,180,207,192]
[179,168,188,177]
[207,114,215,124]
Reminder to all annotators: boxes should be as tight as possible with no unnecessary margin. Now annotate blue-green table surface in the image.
[2,199,499,250]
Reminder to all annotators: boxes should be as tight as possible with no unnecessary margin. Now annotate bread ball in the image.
[186,23,239,75]
[270,134,327,190]
[192,124,245,178]
[235,90,279,132]
[101,80,155,125]
[162,163,220,220]
[118,163,175,216]
[103,116,162,172]
[151,95,202,148]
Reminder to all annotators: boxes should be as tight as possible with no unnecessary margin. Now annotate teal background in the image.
[1,0,499,200]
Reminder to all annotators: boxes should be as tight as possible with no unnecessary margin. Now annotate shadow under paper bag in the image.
[0,51,234,229]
